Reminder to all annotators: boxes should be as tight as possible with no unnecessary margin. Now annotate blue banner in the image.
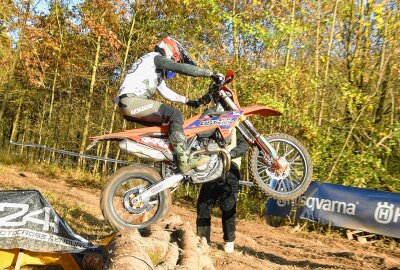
[266,182,400,239]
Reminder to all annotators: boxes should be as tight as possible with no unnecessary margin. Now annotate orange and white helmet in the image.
[155,37,196,66]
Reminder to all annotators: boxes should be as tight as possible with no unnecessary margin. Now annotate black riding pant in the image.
[196,163,240,243]
[118,95,184,133]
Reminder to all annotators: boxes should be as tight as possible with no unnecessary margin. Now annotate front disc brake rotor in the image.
[267,157,291,180]
[123,186,149,214]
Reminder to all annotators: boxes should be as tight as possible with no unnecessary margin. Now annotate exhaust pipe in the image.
[189,143,231,174]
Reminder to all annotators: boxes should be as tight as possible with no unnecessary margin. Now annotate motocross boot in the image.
[170,130,209,173]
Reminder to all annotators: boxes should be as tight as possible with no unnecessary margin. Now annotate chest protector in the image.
[119,52,162,98]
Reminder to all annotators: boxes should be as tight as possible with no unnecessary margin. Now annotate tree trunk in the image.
[48,0,65,123]
[93,117,105,173]
[314,0,321,78]
[232,0,239,67]
[19,111,29,155]
[358,1,372,90]
[344,0,356,122]
[78,31,102,168]
[103,13,136,168]
[8,97,23,152]
[313,0,321,120]
[285,0,296,70]
[389,80,396,125]
[38,98,48,146]
[318,0,339,126]
[113,121,127,172]
[0,1,31,123]
[374,21,389,125]
[48,64,59,123]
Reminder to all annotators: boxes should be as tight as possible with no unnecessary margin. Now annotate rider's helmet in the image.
[155,37,196,79]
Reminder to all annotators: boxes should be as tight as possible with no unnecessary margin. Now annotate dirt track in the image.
[0,164,399,270]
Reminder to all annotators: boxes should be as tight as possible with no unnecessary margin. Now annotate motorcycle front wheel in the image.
[100,164,171,230]
[249,133,313,201]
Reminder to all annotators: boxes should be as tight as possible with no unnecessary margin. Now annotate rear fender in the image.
[89,114,202,144]
[87,106,281,151]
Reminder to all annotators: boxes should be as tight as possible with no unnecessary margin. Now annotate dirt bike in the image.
[88,70,313,230]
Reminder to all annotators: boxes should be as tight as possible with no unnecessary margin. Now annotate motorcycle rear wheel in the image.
[249,133,313,201]
[101,164,171,230]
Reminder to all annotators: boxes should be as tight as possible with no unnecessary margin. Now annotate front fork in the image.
[237,119,289,172]
[218,89,286,170]
[236,119,277,159]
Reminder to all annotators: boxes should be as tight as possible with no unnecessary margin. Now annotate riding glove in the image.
[186,99,200,108]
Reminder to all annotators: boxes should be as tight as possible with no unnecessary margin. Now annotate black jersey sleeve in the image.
[230,133,250,159]
[154,55,213,77]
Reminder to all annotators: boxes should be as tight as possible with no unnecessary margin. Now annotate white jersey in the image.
[118,52,187,103]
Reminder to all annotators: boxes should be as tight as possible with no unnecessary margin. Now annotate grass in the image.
[0,150,27,165]
[43,191,113,241]
[0,150,106,189]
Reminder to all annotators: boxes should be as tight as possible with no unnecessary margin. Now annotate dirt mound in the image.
[0,164,399,270]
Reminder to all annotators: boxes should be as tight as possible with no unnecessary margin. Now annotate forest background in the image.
[0,0,399,216]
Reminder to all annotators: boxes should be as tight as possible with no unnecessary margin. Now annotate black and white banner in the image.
[266,182,400,239]
[0,190,98,252]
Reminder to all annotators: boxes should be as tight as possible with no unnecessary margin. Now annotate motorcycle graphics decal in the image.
[0,190,98,252]
[199,118,235,126]
[184,111,243,130]
[140,137,171,150]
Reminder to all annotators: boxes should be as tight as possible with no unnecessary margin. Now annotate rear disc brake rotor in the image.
[123,187,149,214]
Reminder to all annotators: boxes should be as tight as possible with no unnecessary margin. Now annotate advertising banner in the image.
[0,190,98,252]
[266,182,400,238]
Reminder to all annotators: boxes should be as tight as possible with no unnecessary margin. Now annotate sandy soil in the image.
[0,164,399,270]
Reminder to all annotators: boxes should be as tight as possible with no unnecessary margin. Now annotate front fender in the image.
[241,105,282,117]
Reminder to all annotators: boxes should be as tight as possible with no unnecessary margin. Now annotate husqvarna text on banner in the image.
[266,182,400,238]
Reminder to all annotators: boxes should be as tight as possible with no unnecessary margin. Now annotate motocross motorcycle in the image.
[88,70,313,230]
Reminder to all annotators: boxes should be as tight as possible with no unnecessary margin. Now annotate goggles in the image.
[166,71,177,79]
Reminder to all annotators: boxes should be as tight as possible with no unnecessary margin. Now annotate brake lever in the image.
[225,76,232,84]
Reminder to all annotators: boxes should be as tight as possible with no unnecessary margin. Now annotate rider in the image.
[116,36,223,173]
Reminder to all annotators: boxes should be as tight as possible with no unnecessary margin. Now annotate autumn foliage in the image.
[0,0,399,199]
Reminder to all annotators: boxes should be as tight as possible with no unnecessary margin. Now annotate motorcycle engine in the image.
[162,138,224,184]
[189,138,224,183]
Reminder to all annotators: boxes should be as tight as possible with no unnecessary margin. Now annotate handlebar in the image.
[211,73,225,86]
